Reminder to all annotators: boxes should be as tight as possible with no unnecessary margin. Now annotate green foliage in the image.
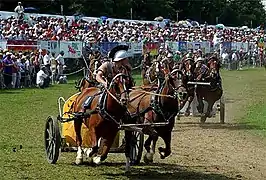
[1,0,266,27]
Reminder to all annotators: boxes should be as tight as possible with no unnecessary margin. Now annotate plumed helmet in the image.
[108,45,130,61]
[167,53,173,58]
[113,50,130,62]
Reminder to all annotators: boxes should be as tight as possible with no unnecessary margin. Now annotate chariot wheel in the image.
[129,131,144,165]
[44,116,61,164]
[219,96,225,124]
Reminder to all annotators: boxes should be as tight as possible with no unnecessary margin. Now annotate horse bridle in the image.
[105,73,130,106]
[169,69,188,102]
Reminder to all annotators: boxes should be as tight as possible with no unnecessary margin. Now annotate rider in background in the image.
[194,57,209,81]
[96,47,132,88]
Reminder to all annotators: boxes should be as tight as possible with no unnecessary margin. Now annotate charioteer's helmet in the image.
[108,45,131,62]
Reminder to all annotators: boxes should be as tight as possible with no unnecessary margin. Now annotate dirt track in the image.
[150,70,266,180]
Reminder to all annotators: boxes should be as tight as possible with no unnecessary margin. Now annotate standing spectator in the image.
[16,55,24,88]
[43,50,51,75]
[11,55,18,88]
[50,52,57,84]
[2,52,14,88]
[231,50,238,70]
[0,52,4,88]
[55,51,65,83]
[14,2,24,22]
[221,49,229,68]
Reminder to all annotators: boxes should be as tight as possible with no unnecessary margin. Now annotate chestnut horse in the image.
[73,72,131,166]
[195,57,223,123]
[127,68,187,165]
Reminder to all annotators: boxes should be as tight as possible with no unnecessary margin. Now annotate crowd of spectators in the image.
[0,48,66,89]
[0,2,265,90]
[0,2,265,44]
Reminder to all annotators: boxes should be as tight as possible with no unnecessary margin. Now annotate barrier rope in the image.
[61,68,85,76]
[1,67,85,77]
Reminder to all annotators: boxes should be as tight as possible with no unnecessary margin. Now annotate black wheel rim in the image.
[44,116,60,164]
[129,131,143,164]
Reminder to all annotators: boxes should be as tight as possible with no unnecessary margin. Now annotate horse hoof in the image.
[144,153,154,164]
[75,158,83,165]
[200,116,207,123]
[84,148,93,158]
[160,154,166,159]
[93,156,101,165]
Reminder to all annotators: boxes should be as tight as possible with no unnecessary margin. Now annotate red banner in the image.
[7,40,38,53]
[143,42,160,56]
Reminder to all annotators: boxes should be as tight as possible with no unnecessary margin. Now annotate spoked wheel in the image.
[44,116,61,164]
[129,131,144,165]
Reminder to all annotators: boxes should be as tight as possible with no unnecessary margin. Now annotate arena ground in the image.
[1,68,266,180]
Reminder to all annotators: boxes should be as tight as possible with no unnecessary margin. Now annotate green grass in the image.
[1,69,266,179]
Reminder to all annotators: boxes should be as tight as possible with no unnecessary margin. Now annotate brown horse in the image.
[195,57,223,123]
[127,68,187,165]
[72,72,131,166]
[179,58,196,116]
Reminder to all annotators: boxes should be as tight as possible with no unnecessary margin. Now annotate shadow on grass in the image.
[101,162,236,180]
[176,121,263,131]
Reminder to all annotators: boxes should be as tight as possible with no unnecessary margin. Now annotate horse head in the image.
[169,69,188,109]
[108,69,131,106]
[181,58,195,80]
[207,57,220,79]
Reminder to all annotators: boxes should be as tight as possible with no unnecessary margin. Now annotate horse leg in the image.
[158,130,172,159]
[157,116,175,159]
[206,99,216,118]
[74,119,84,165]
[143,111,158,163]
[196,94,204,115]
[92,124,118,165]
[143,133,158,164]
[185,94,194,116]
[124,130,133,172]
[196,93,208,123]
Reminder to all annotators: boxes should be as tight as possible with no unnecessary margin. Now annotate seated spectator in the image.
[36,66,50,88]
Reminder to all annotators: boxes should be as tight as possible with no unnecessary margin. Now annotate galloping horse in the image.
[195,56,223,123]
[127,67,187,165]
[179,58,196,116]
[72,71,131,166]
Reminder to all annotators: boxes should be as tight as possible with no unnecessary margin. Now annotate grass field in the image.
[1,68,266,179]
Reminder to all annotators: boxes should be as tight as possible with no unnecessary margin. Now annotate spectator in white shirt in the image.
[43,51,51,75]
[55,51,65,82]
[14,2,24,20]
[36,66,50,88]
[221,50,229,65]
